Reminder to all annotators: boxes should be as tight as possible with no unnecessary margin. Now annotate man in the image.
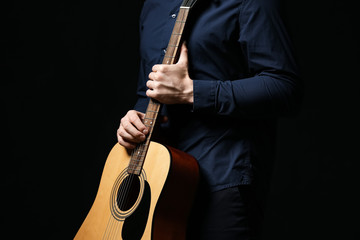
[117,0,300,239]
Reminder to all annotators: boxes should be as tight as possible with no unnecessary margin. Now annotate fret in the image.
[134,146,146,151]
[133,150,146,156]
[146,110,160,116]
[130,170,142,175]
[145,109,157,113]
[144,118,155,123]
[130,155,145,161]
[145,110,157,114]
[144,117,155,120]
[128,167,142,172]
[128,161,143,167]
[144,119,155,123]
[176,20,186,23]
[164,55,175,59]
[129,158,144,163]
[167,44,179,48]
[131,146,147,155]
[144,117,155,121]
[129,161,144,166]
[131,153,145,157]
[133,153,145,158]
[146,109,159,114]
[128,164,141,169]
[146,109,158,114]
[132,153,145,158]
[128,166,142,171]
[132,150,146,156]
[137,143,149,148]
[144,118,156,122]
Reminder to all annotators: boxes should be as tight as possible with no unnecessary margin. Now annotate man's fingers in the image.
[130,111,148,134]
[118,124,145,142]
[117,110,149,150]
[117,134,137,149]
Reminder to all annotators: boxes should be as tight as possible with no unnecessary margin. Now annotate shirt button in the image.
[171,14,176,19]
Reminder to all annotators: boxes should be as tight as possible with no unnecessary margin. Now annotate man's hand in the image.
[146,43,193,104]
[117,110,148,149]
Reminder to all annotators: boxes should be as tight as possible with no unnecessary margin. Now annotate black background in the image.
[2,0,359,239]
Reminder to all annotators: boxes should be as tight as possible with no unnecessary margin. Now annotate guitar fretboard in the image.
[127,6,191,175]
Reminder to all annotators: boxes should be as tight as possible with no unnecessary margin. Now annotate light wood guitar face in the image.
[75,142,171,240]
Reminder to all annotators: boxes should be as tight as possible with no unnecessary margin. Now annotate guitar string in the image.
[106,8,188,239]
[103,215,114,240]
[111,145,142,239]
[117,142,143,211]
[113,217,120,240]
[102,216,109,239]
[117,7,187,236]
[108,217,116,240]
[117,3,188,221]
[119,138,146,211]
[112,217,121,240]
[109,108,153,239]
[116,103,156,212]
[122,105,154,210]
[112,215,122,240]
[117,133,144,212]
[107,159,137,240]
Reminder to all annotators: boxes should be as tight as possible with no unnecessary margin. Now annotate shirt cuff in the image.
[193,79,216,113]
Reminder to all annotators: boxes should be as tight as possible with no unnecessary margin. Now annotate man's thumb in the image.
[177,42,188,65]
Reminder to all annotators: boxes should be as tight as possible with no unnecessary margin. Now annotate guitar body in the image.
[75,141,199,240]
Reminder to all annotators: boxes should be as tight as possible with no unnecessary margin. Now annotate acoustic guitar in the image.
[74,0,199,239]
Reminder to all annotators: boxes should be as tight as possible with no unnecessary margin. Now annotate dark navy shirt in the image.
[134,0,300,192]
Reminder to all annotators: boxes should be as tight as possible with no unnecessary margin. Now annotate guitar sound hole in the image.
[117,174,140,211]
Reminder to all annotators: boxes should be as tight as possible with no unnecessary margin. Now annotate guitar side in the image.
[74,141,199,240]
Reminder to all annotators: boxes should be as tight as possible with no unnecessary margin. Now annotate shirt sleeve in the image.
[193,0,301,118]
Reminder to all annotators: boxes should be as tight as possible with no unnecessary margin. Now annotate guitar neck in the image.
[162,6,190,65]
[127,5,193,175]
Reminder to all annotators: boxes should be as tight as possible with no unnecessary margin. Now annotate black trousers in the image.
[186,185,264,240]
